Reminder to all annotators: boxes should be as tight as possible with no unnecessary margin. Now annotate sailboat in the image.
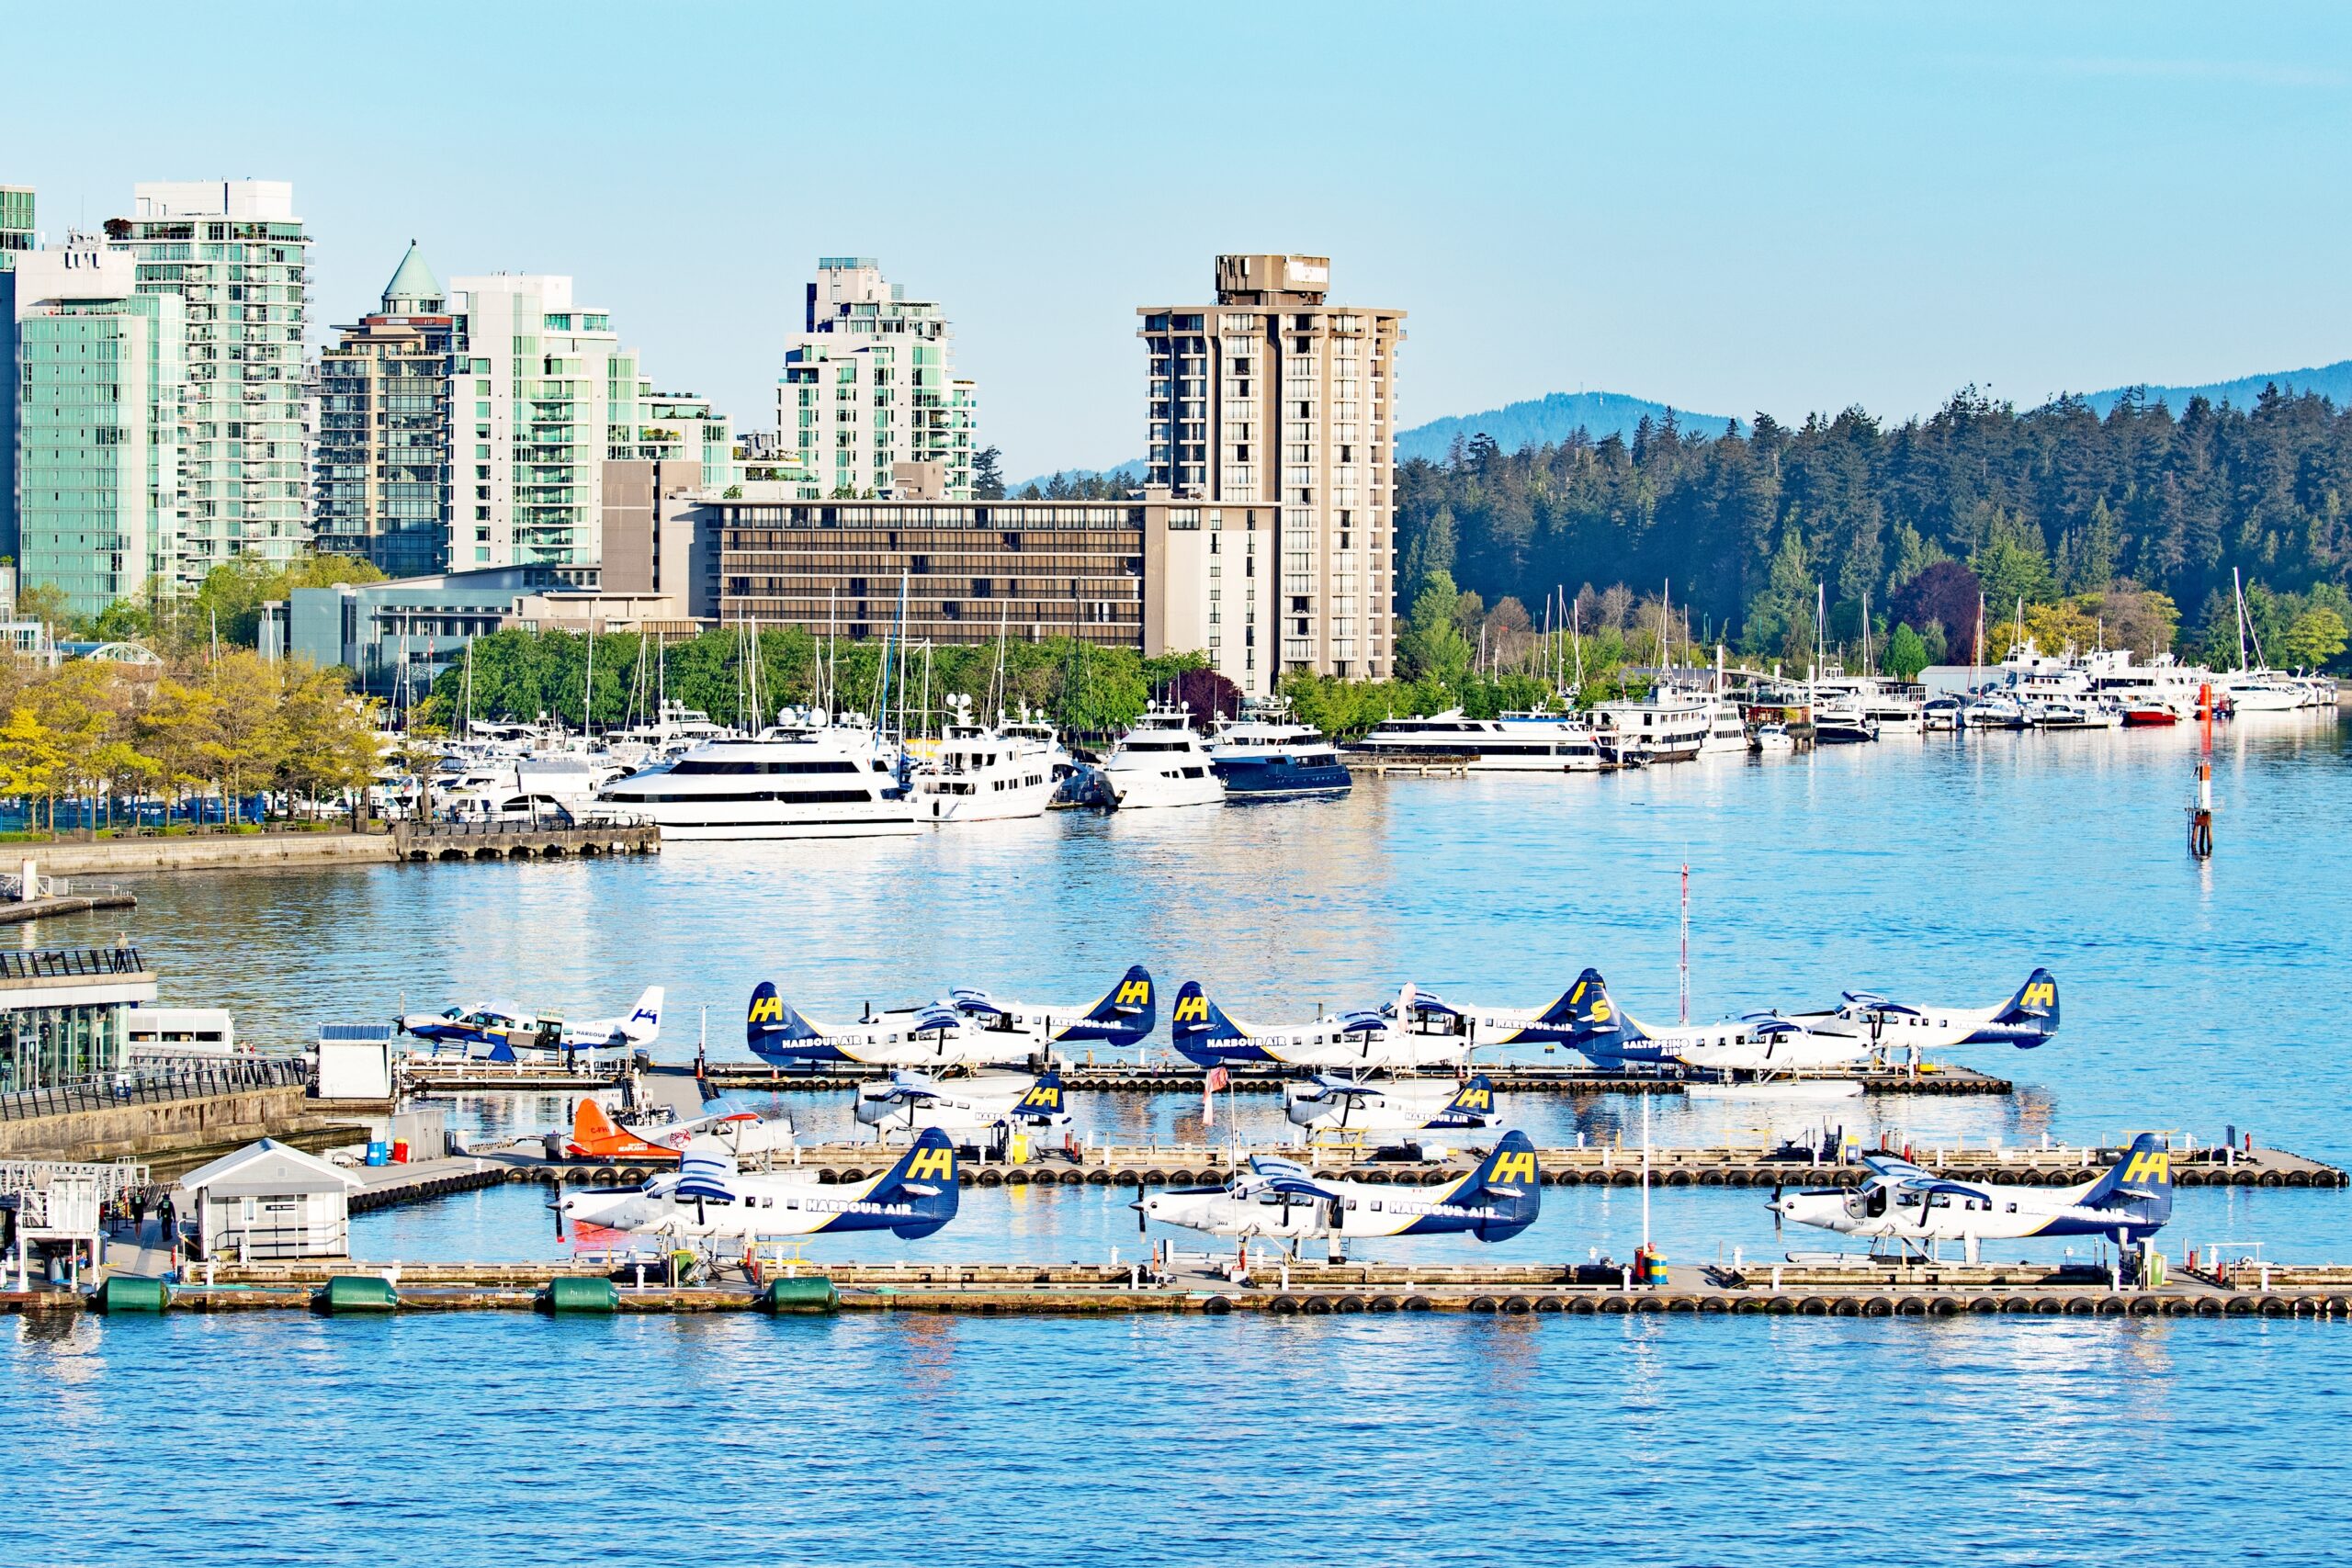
[2219,568,2302,714]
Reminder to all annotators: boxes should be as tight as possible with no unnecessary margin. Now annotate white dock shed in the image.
[174,1139,362,1260]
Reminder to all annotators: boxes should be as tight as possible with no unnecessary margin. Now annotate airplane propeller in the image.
[1772,1181,1783,1237]
[551,1177,566,1241]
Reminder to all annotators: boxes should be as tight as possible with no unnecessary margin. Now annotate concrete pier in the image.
[390,820,659,863]
[683,1062,2018,1097]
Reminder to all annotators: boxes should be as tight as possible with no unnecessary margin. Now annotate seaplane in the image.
[946,964,1159,1054]
[552,1128,961,1242]
[1518,969,1871,1075]
[745,966,1155,1071]
[1169,981,1476,1072]
[401,987,663,1061]
[1136,1131,1542,1256]
[1770,1132,2174,1263]
[1283,1074,1503,1141]
[1792,968,2062,1054]
[563,1096,796,1163]
[854,1069,1071,1144]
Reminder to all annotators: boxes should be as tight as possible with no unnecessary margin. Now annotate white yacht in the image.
[1921,694,1965,731]
[596,710,918,839]
[913,704,1064,823]
[438,754,629,824]
[1353,710,1617,771]
[1097,705,1226,809]
[1590,689,1712,762]
[1698,695,1750,754]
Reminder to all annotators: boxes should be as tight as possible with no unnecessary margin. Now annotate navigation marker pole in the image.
[1679,861,1690,1026]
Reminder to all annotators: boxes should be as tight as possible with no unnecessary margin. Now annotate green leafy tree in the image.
[1396,571,1474,683]
[2281,605,2348,670]
[1881,623,1930,681]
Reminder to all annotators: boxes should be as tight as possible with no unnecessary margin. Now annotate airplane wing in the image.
[1859,1152,1930,1181]
[1893,1175,1996,1201]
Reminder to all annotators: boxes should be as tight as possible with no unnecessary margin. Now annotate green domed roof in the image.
[381,240,443,312]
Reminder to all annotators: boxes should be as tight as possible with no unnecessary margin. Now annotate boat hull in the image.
[1211,758,1353,796]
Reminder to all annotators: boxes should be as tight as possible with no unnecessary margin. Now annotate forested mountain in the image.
[1396,391,1734,464]
[1395,389,2352,670]
[2082,361,2352,419]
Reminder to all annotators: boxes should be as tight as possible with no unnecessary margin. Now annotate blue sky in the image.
[9,2,2350,474]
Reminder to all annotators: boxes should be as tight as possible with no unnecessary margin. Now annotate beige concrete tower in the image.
[1137,255,1403,691]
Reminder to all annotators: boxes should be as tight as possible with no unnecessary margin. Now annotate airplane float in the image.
[401,987,663,1061]
[553,1127,961,1242]
[1136,1131,1543,1258]
[1770,1131,2173,1263]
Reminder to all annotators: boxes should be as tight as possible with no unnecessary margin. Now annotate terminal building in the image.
[0,947,159,1093]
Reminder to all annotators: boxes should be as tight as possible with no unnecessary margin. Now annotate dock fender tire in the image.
[1401,1295,1433,1313]
[1598,1296,1631,1314]
[592,1168,617,1187]
[1798,1298,1831,1315]
[1859,1297,1891,1316]
[1269,1295,1302,1315]
[1334,1295,1367,1314]
[1368,1296,1400,1313]
[1929,1297,1960,1316]
[1500,1295,1533,1314]
[1611,1170,1639,1188]
[1113,1170,1140,1187]
[2095,1297,2128,1315]
[1421,1170,1450,1186]
[1766,1296,1796,1314]
[1202,1295,1234,1315]
[1534,1296,1566,1313]
[2175,1169,2204,1187]
[1699,1296,1730,1314]
[1466,1295,1499,1314]
[978,1169,1002,1187]
[2260,1172,2284,1188]
[2194,1298,2223,1316]
[2260,1298,2290,1317]
[1968,1296,1999,1314]
[1555,1170,1582,1186]
[1300,1295,1334,1314]
[1665,1170,1693,1187]
[1057,1170,1083,1186]
[2126,1297,2159,1316]
[1832,1298,1864,1317]
[1142,1169,1168,1185]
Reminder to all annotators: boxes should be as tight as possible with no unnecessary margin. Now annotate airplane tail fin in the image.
[1443,1075,1498,1119]
[1549,968,1642,1049]
[1012,1071,1066,1119]
[868,1128,962,1238]
[569,1099,624,1156]
[1995,967,2061,1039]
[1170,979,1249,1064]
[621,986,663,1043]
[2081,1133,2174,1230]
[745,981,821,1058]
[1455,1130,1542,1242]
[1053,964,1155,1046]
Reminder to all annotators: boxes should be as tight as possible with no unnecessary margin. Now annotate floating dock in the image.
[680,1062,2018,1097]
[336,1134,2345,1217]
[390,819,659,863]
[20,1252,2352,1319]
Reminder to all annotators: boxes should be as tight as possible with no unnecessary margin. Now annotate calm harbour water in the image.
[10,716,2351,1565]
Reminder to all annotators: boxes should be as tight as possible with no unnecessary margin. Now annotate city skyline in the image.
[8,3,2351,479]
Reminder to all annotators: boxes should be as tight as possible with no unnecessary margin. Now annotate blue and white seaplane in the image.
[1170,981,1475,1072]
[1770,1132,2173,1262]
[1137,1131,1542,1252]
[401,986,663,1061]
[553,1128,961,1243]
[1283,1074,1502,1140]
[1791,968,2062,1054]
[1493,969,1871,1075]
[946,964,1159,1053]
[854,1069,1071,1145]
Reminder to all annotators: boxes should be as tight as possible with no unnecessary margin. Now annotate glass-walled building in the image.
[0,947,158,1092]
[0,184,31,563]
[778,258,977,500]
[315,243,453,578]
[11,233,186,616]
[107,180,312,592]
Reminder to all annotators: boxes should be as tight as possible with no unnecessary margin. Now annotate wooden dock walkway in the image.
[390,819,659,863]
[681,1061,2018,1097]
[334,1134,2346,1214]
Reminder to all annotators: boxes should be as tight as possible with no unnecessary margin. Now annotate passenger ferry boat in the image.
[1590,689,1712,762]
[1352,710,1619,771]
[1097,705,1226,809]
[1206,702,1351,797]
[596,710,917,839]
[913,704,1065,823]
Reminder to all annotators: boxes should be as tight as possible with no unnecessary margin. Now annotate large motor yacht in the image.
[913,703,1066,823]
[1097,705,1226,809]
[1207,701,1351,797]
[596,710,917,839]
